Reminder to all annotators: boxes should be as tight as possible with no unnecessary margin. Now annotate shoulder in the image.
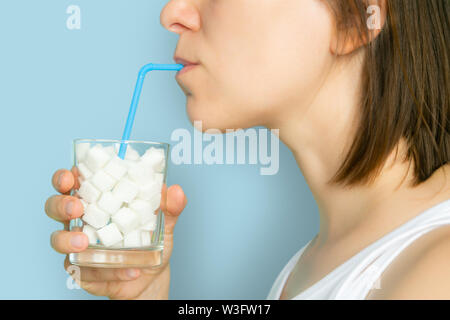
[367,225,450,300]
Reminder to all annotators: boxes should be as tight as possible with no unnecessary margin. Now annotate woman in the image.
[45,0,449,299]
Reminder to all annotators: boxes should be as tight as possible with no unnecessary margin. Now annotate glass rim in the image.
[73,138,170,147]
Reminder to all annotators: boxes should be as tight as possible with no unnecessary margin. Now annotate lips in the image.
[174,56,199,67]
[174,56,199,76]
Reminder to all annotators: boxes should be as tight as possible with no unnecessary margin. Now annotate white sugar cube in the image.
[112,178,139,203]
[111,207,140,234]
[154,172,164,186]
[149,192,162,212]
[124,160,137,167]
[79,198,88,213]
[96,223,123,247]
[91,170,117,192]
[78,180,101,203]
[127,163,154,185]
[123,229,141,248]
[141,147,165,172]
[110,240,124,248]
[97,191,123,215]
[82,224,98,245]
[84,145,111,171]
[129,199,154,224]
[138,180,162,201]
[141,231,151,246]
[77,162,93,180]
[125,147,140,161]
[140,219,156,231]
[104,156,128,180]
[82,203,110,229]
[75,142,90,163]
[115,144,140,161]
[104,145,117,157]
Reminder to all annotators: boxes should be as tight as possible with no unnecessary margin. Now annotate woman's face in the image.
[161,0,335,131]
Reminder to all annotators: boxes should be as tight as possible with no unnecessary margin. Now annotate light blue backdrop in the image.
[0,0,319,299]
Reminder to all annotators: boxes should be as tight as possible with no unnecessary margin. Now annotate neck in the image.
[269,55,450,247]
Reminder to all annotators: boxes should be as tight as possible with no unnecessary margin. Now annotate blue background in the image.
[0,0,318,299]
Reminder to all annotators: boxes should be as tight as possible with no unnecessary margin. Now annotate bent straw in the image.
[118,63,184,159]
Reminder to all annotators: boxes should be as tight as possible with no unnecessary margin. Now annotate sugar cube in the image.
[82,224,98,245]
[97,191,123,215]
[104,156,128,180]
[124,160,137,168]
[129,199,154,224]
[79,198,88,213]
[82,203,110,229]
[77,162,93,180]
[78,180,101,203]
[140,219,156,231]
[127,163,154,185]
[115,144,140,161]
[149,192,162,212]
[96,223,123,247]
[104,145,117,157]
[111,208,140,234]
[154,172,164,186]
[123,229,141,248]
[75,142,90,163]
[125,146,140,161]
[91,170,117,192]
[138,180,162,201]
[110,240,124,248]
[141,231,151,246]
[141,147,165,172]
[112,178,139,203]
[84,145,111,171]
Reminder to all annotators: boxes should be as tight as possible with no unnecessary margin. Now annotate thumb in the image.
[160,184,187,237]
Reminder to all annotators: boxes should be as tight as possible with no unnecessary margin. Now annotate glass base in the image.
[69,247,163,268]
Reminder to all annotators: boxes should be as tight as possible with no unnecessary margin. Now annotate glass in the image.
[68,139,169,268]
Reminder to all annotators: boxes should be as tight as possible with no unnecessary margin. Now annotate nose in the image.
[160,0,201,34]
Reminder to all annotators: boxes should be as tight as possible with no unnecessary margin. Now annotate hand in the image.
[45,168,187,299]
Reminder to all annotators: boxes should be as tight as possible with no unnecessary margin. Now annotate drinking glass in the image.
[68,139,169,268]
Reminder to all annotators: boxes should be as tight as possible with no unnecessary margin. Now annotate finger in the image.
[52,169,75,195]
[51,230,89,254]
[160,184,187,236]
[71,166,81,191]
[64,258,141,282]
[45,195,84,222]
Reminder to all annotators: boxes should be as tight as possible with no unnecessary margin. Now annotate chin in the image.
[185,96,261,132]
[185,101,230,133]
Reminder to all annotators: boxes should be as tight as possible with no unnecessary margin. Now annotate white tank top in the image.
[266,198,450,300]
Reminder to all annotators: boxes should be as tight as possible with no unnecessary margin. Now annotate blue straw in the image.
[118,63,183,159]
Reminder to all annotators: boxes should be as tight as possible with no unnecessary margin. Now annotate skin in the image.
[47,0,450,299]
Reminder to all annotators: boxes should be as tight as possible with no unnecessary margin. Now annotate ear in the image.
[330,0,387,55]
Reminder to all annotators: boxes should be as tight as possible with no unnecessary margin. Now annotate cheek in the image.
[190,0,334,129]
[264,12,333,110]
[249,1,334,112]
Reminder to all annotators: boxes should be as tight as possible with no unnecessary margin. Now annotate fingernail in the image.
[66,201,74,217]
[126,269,139,278]
[70,234,86,249]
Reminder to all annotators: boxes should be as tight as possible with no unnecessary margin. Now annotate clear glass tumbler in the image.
[69,139,169,268]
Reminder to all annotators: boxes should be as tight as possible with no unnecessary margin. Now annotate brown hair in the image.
[326,0,449,187]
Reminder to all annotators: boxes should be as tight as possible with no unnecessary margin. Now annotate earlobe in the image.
[329,0,387,56]
[330,30,364,56]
